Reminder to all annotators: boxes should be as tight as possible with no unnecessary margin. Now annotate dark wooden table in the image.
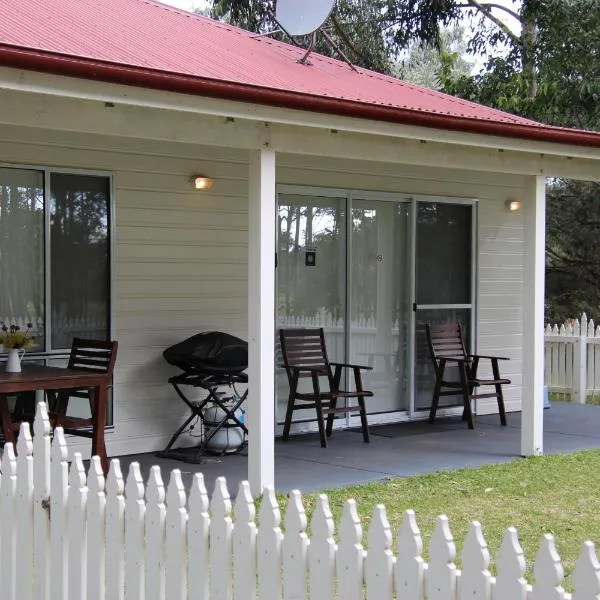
[0,365,110,473]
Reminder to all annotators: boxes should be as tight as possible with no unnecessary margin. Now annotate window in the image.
[0,167,112,351]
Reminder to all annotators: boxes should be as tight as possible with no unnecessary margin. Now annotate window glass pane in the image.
[0,167,45,350]
[351,199,411,414]
[50,174,110,349]
[416,203,472,305]
[276,194,346,425]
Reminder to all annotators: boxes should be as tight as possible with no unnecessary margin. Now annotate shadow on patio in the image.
[114,401,600,496]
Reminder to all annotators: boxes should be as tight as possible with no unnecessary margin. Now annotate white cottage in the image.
[1,0,600,492]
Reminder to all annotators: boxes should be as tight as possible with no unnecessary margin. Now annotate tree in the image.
[442,0,600,129]
[545,180,600,322]
[440,0,600,321]
[395,24,473,89]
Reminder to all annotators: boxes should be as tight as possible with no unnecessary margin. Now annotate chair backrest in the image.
[68,338,118,377]
[426,323,467,363]
[279,328,329,379]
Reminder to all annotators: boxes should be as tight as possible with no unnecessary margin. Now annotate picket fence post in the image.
[1,443,18,600]
[16,423,34,600]
[33,403,51,600]
[188,473,210,600]
[573,313,588,403]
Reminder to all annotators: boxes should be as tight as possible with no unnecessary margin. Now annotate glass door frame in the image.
[275,186,478,432]
[346,190,415,428]
[276,185,415,433]
[409,195,478,420]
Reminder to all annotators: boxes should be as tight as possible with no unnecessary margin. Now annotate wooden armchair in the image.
[279,328,374,447]
[426,323,509,429]
[49,338,118,454]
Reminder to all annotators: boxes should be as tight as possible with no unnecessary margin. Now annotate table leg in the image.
[90,383,109,474]
[0,394,16,446]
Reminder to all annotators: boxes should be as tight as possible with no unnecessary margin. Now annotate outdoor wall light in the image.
[505,198,522,212]
[192,175,214,190]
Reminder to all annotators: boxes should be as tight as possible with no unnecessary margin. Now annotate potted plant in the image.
[0,321,35,373]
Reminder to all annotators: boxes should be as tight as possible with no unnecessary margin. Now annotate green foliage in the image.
[439,0,600,322]
[396,25,474,89]
[545,180,600,323]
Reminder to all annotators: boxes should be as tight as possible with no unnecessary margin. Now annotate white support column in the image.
[521,175,546,456]
[247,148,276,496]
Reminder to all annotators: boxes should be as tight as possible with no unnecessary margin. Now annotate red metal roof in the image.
[1,0,600,148]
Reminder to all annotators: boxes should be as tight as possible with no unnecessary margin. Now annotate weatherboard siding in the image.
[0,125,250,456]
[0,125,524,456]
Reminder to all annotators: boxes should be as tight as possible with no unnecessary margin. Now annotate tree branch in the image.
[330,14,372,63]
[457,2,521,21]
[459,0,522,46]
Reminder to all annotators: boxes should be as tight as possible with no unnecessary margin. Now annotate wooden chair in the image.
[426,323,509,429]
[279,328,374,448]
[49,338,118,451]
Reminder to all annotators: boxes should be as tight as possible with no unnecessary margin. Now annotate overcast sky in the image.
[160,0,205,12]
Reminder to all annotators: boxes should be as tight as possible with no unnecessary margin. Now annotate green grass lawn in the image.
[278,450,600,590]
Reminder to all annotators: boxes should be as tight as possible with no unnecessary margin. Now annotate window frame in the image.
[0,161,116,358]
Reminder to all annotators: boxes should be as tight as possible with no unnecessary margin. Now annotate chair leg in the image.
[282,374,298,442]
[429,365,444,424]
[357,396,370,443]
[314,396,327,448]
[309,372,327,448]
[52,390,69,428]
[492,359,507,426]
[352,367,370,443]
[458,363,474,429]
[326,395,337,437]
[282,394,295,441]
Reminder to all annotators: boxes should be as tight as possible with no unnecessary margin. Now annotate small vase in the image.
[5,348,25,373]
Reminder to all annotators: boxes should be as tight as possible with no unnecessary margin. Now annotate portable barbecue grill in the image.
[157,331,248,464]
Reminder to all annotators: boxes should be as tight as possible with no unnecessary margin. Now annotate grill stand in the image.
[156,371,248,464]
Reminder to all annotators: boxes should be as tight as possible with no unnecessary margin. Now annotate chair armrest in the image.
[330,362,373,371]
[467,354,510,361]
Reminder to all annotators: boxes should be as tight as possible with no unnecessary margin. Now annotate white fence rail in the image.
[3,402,600,599]
[545,313,600,402]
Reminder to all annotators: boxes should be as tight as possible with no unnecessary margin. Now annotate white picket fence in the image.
[544,313,600,402]
[3,402,600,599]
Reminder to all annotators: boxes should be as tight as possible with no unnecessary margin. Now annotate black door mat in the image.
[357,420,464,438]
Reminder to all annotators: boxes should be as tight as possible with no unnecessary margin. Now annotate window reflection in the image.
[51,174,110,349]
[0,167,45,348]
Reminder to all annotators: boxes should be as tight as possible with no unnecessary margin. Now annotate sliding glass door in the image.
[276,192,347,426]
[350,197,412,414]
[276,188,476,430]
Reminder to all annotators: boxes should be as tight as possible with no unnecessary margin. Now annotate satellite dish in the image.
[275,0,336,37]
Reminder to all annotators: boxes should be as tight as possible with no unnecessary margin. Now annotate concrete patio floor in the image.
[114,401,600,496]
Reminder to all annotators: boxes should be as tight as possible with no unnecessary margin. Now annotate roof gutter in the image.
[2,44,600,149]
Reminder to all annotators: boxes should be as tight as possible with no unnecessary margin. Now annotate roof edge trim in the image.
[1,44,600,149]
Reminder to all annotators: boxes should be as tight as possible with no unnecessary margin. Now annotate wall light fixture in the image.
[192,176,214,190]
[505,198,522,212]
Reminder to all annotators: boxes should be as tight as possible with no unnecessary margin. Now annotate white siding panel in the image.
[477,198,524,414]
[0,121,526,455]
